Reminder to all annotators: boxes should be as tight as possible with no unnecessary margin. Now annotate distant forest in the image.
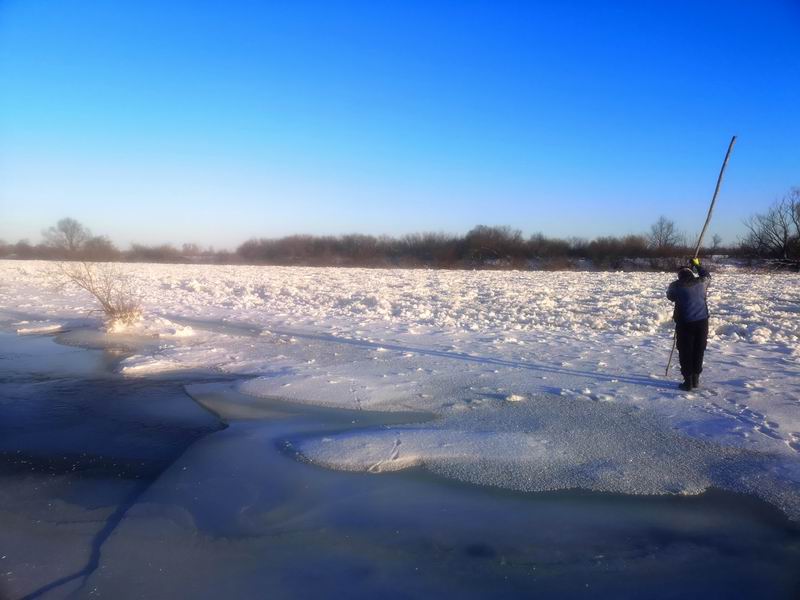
[2,188,798,270]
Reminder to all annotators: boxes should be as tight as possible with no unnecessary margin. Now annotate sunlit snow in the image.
[2,260,798,518]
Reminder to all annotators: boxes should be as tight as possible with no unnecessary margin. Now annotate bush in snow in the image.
[56,261,142,327]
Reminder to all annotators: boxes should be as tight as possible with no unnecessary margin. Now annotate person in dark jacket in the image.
[667,258,710,391]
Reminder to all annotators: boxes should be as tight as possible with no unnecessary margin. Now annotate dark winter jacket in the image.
[667,266,710,323]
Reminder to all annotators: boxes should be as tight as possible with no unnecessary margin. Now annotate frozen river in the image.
[1,329,799,599]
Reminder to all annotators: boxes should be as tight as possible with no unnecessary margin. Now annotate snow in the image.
[15,321,63,334]
[107,315,195,338]
[1,259,799,518]
[296,396,787,501]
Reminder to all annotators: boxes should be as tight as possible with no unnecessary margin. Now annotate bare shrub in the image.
[128,243,182,263]
[464,225,525,261]
[527,233,571,258]
[56,261,142,326]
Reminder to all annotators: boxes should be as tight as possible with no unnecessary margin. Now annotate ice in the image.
[16,322,64,334]
[1,259,799,519]
[296,395,800,520]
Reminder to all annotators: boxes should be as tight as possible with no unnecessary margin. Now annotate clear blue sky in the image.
[1,0,798,249]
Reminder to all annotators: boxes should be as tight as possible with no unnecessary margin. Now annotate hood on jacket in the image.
[677,267,694,283]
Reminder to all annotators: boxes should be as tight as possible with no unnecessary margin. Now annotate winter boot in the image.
[692,374,700,388]
[679,377,693,392]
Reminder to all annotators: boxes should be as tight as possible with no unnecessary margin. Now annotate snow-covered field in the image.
[2,260,799,518]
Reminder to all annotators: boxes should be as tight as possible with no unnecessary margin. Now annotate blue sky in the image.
[1,0,798,249]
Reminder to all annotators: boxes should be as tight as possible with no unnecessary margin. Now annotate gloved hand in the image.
[690,257,701,268]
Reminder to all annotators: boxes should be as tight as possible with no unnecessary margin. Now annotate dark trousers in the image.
[676,318,709,379]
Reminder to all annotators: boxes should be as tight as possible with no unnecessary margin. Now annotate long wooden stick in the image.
[693,136,737,258]
[666,135,737,377]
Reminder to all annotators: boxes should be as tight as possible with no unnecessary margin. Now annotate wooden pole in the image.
[666,135,737,377]
[693,136,737,259]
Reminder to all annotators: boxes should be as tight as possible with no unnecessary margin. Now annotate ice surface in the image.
[1,260,799,519]
[296,394,800,520]
[15,321,64,334]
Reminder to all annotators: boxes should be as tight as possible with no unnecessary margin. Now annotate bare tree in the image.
[647,216,684,252]
[56,262,142,326]
[710,234,722,252]
[789,187,800,241]
[742,191,800,259]
[43,218,91,253]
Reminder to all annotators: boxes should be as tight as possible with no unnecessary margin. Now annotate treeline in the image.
[0,221,735,269]
[0,234,236,264]
[1,187,797,269]
[234,227,709,268]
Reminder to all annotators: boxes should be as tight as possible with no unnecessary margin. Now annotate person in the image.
[667,257,711,391]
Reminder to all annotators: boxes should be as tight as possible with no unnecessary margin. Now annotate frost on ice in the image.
[295,395,800,521]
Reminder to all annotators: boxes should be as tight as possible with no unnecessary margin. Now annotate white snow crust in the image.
[1,260,799,517]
